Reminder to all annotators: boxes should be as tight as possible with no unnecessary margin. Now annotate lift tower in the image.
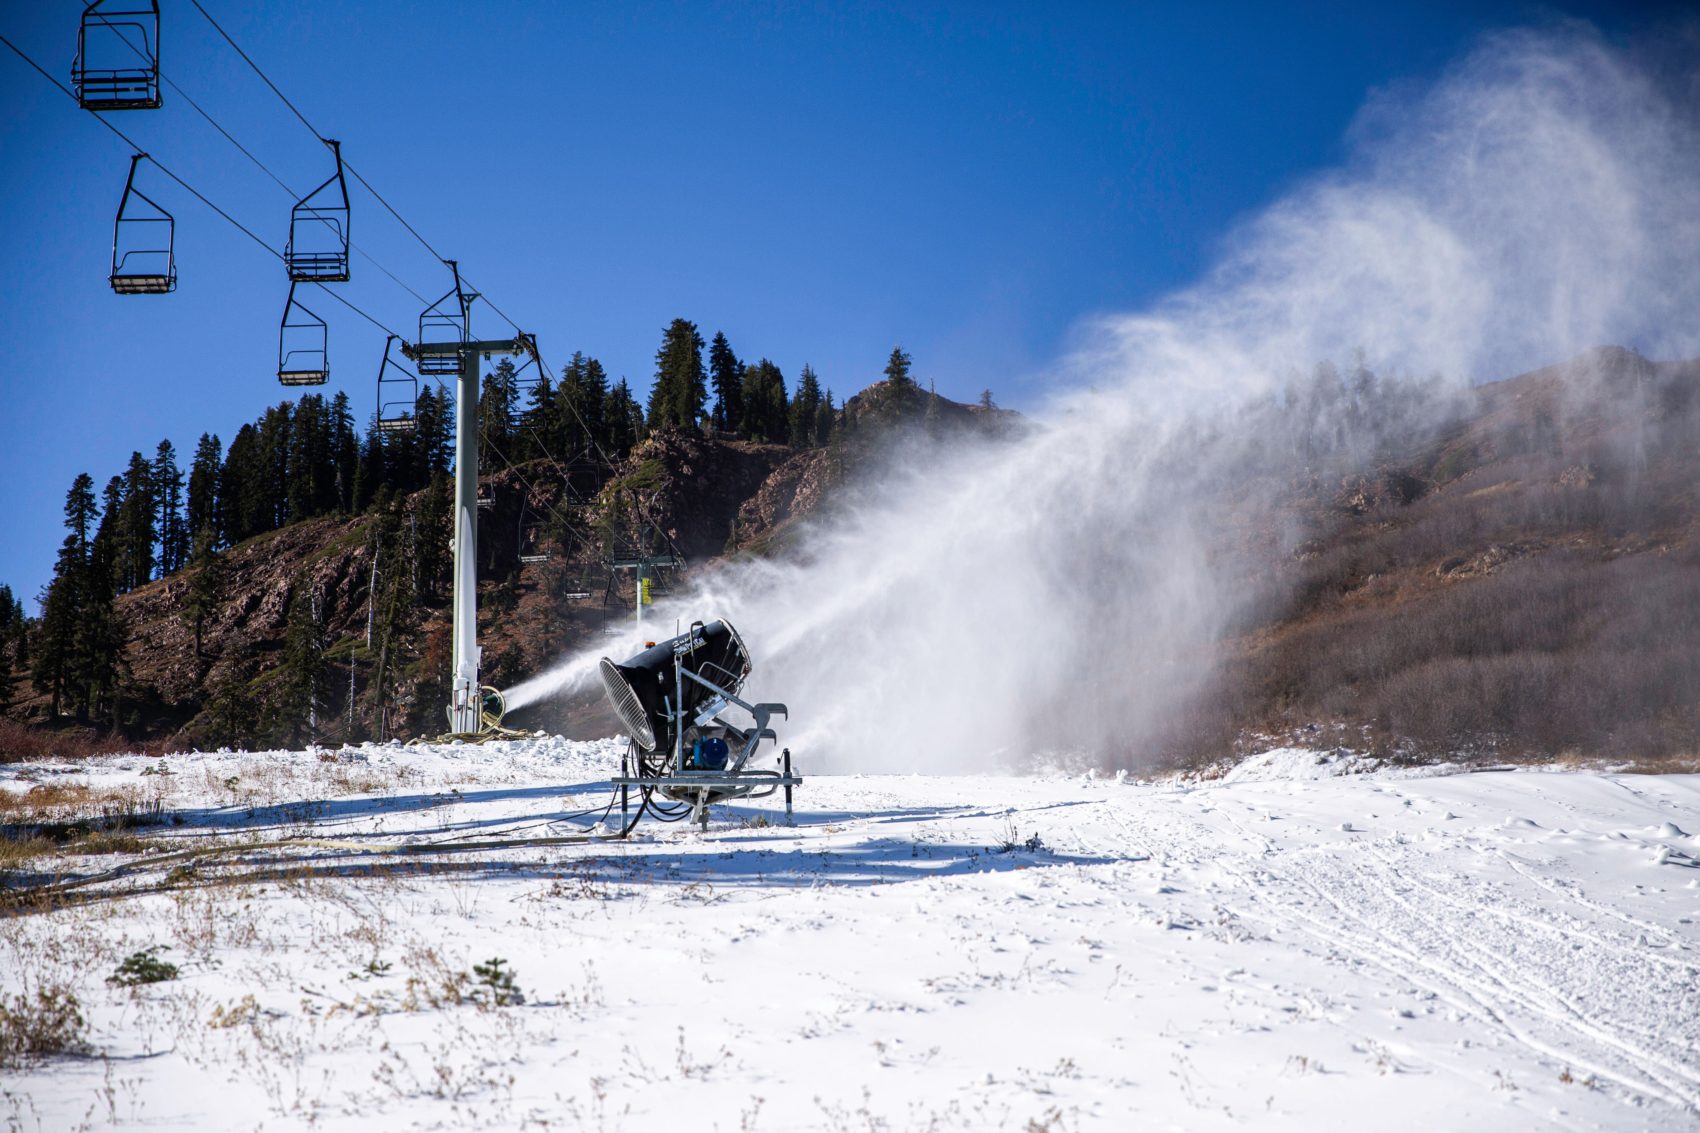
[405,276,532,735]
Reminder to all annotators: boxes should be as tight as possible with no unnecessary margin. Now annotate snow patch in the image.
[1216,746,1381,783]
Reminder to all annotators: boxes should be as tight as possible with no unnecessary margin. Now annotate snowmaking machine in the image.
[599,619,801,830]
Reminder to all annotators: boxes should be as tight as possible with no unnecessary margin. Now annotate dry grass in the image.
[0,719,159,764]
[0,984,86,1069]
[1,780,169,884]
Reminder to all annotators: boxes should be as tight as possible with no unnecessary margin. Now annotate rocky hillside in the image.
[5,383,1011,749]
[8,352,1700,767]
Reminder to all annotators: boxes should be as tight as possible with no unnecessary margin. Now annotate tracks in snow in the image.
[1077,787,1700,1117]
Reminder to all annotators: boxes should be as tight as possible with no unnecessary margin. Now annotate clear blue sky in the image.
[0,0,1675,609]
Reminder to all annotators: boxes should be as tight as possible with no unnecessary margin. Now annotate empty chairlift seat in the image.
[109,153,175,294]
[412,261,466,376]
[376,335,419,433]
[73,1,162,110]
[285,140,350,283]
[278,283,328,386]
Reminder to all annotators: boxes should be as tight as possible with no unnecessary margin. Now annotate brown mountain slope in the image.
[1194,347,1700,765]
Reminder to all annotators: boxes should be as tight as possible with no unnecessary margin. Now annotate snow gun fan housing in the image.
[600,619,800,829]
[599,620,751,754]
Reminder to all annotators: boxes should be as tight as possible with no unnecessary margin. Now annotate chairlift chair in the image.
[278,282,328,386]
[285,140,350,283]
[375,334,419,433]
[109,153,175,294]
[413,261,466,377]
[517,501,552,565]
[73,1,162,110]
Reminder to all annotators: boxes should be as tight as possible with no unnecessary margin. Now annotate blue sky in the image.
[0,0,1677,607]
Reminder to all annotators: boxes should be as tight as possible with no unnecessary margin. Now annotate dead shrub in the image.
[0,719,160,764]
[0,985,87,1068]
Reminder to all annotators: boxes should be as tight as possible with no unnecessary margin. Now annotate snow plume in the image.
[504,25,1700,770]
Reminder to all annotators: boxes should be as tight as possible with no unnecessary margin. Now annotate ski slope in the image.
[2,740,1696,1131]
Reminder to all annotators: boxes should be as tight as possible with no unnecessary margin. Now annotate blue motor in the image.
[688,735,730,771]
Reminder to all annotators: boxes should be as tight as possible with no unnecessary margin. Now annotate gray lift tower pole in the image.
[408,293,532,735]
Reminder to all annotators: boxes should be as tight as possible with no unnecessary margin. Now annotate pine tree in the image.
[816,388,837,447]
[187,433,222,544]
[583,357,613,455]
[415,386,452,478]
[790,364,824,447]
[256,404,293,531]
[647,319,707,430]
[34,475,98,718]
[330,391,359,513]
[286,394,333,522]
[415,471,452,601]
[479,359,519,473]
[118,451,156,591]
[352,416,386,514]
[181,526,226,658]
[93,476,125,592]
[366,489,416,740]
[884,346,914,387]
[518,372,555,462]
[153,439,186,576]
[554,353,586,454]
[556,352,609,458]
[740,360,789,443]
[76,527,125,728]
[204,665,259,749]
[34,540,79,719]
[273,585,328,746]
[709,331,744,433]
[0,584,24,715]
[605,378,645,459]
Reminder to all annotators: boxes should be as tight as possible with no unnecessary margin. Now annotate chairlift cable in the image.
[96,18,431,306]
[185,3,539,346]
[186,0,323,146]
[4,31,409,342]
[6,29,610,566]
[342,160,451,266]
[186,1,456,276]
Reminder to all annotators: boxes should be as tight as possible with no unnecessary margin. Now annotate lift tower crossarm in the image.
[402,332,536,735]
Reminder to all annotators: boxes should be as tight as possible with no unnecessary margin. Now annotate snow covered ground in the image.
[2,739,1697,1131]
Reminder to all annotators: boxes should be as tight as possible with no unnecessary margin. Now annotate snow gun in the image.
[599,618,801,830]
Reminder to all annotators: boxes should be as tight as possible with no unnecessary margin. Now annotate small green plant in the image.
[108,946,179,987]
[0,986,87,1068]
[471,957,524,1007]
